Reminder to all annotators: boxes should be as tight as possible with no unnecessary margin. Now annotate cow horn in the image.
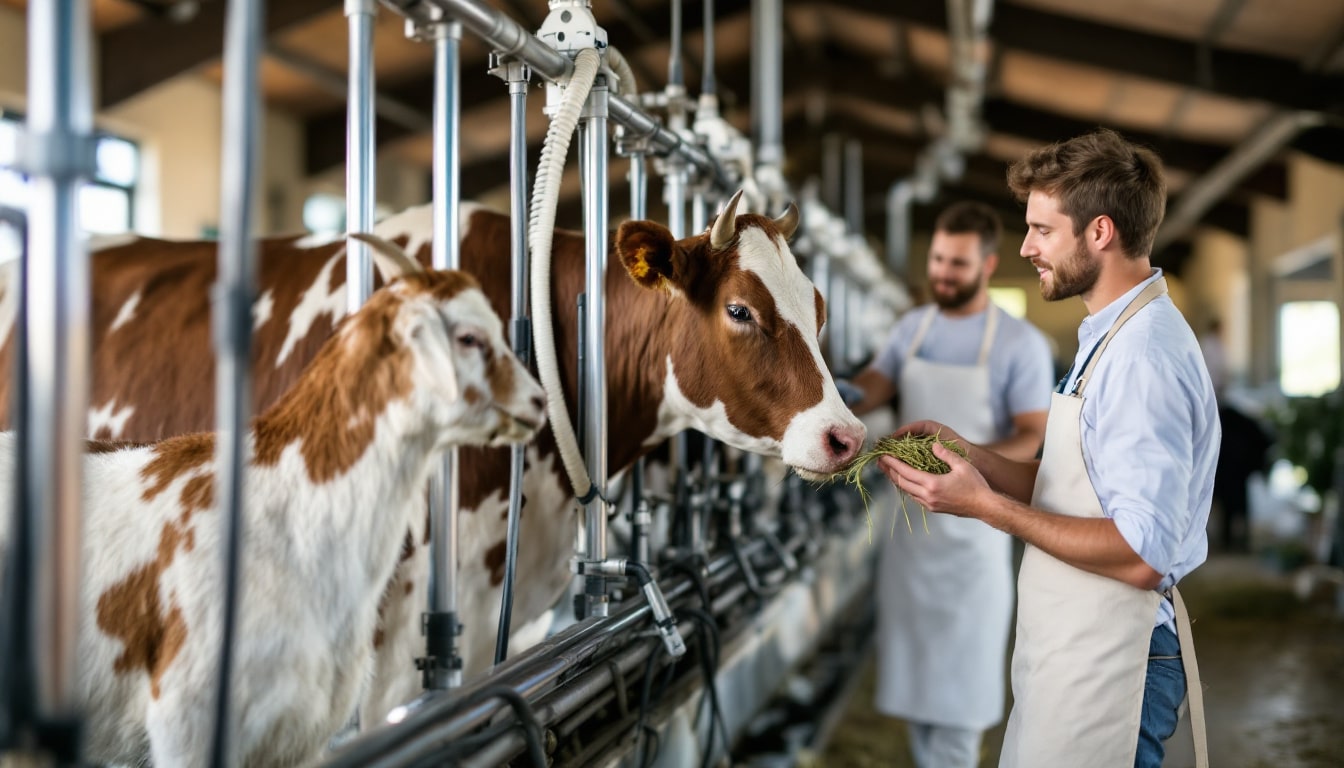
[710,189,744,250]
[348,232,424,279]
[774,202,800,240]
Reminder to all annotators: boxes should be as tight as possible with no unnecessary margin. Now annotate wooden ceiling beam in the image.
[818,0,1343,114]
[98,0,337,109]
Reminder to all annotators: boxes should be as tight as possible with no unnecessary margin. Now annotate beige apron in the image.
[875,305,1014,729]
[999,278,1207,767]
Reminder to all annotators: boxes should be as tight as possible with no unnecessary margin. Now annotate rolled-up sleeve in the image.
[1082,348,1197,582]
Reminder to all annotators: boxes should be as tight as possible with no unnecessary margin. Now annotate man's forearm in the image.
[972,493,1162,589]
[964,444,1038,504]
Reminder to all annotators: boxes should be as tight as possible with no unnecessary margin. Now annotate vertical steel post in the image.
[345,0,377,310]
[211,0,264,763]
[495,58,531,666]
[22,0,93,753]
[425,18,464,690]
[579,78,610,619]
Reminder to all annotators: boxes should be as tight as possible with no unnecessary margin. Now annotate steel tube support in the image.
[579,80,611,619]
[496,61,531,666]
[345,0,376,311]
[750,0,783,169]
[211,0,265,763]
[22,0,94,741]
[426,19,465,691]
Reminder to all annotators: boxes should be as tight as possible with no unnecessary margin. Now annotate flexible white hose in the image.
[605,45,638,97]
[531,47,602,499]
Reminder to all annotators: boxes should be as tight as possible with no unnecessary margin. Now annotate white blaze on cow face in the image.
[616,192,865,480]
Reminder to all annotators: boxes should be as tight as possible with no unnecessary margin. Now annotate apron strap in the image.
[904,305,1000,366]
[1171,587,1209,768]
[977,304,999,366]
[1075,277,1168,397]
[904,306,939,363]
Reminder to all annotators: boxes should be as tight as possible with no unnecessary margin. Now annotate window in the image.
[989,286,1028,319]
[0,109,140,255]
[1279,301,1340,396]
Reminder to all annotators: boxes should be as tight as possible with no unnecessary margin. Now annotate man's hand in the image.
[892,419,967,448]
[878,441,992,519]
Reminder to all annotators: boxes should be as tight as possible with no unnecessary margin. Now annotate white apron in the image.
[999,279,1208,768]
[875,305,1014,729]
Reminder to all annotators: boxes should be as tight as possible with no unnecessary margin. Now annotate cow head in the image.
[615,191,865,480]
[349,234,546,449]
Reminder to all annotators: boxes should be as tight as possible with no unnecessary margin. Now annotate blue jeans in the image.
[1136,624,1186,768]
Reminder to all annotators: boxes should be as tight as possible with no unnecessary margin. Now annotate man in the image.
[881,129,1218,768]
[846,201,1053,768]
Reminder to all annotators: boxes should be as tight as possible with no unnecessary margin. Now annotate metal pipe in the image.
[665,165,688,240]
[751,0,784,169]
[0,205,25,749]
[426,19,465,690]
[580,79,611,619]
[629,154,648,219]
[886,180,915,277]
[829,270,848,370]
[691,191,709,234]
[345,0,376,312]
[412,0,725,189]
[211,0,264,762]
[496,61,531,667]
[22,0,93,733]
[844,139,863,234]
[701,0,717,96]
[668,0,683,88]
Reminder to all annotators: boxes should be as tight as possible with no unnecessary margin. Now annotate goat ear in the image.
[615,220,687,293]
[348,232,425,281]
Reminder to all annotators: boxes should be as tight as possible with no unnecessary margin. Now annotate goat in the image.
[0,246,545,767]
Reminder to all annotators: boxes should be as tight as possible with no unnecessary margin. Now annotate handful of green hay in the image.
[833,433,969,541]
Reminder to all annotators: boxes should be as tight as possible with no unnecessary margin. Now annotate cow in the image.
[0,190,865,725]
[0,258,547,768]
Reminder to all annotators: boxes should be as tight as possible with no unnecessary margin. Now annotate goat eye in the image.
[457,333,482,349]
[726,304,753,324]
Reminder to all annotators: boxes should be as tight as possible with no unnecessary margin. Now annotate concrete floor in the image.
[813,554,1344,768]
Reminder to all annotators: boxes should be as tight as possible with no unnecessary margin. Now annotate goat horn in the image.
[710,189,745,250]
[774,202,800,240]
[348,232,424,279]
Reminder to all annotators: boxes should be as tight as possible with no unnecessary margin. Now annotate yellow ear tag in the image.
[629,246,652,280]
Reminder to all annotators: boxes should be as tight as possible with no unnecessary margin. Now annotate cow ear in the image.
[616,220,686,293]
[348,232,425,281]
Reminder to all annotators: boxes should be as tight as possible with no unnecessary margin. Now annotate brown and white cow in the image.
[0,263,546,768]
[0,191,865,724]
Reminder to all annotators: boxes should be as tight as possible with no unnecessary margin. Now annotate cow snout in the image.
[824,423,864,466]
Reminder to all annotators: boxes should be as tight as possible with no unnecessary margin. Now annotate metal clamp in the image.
[14,129,97,181]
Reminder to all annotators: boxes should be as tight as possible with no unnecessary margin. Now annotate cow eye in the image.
[726,304,753,324]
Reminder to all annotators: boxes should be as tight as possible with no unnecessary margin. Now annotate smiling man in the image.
[880,129,1220,768]
[844,201,1053,768]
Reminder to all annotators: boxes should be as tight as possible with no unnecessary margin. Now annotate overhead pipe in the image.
[416,0,727,189]
[211,0,265,762]
[20,0,95,757]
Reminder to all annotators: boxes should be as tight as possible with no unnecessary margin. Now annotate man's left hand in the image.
[878,441,991,519]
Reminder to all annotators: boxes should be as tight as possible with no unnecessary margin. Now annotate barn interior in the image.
[1,0,1343,766]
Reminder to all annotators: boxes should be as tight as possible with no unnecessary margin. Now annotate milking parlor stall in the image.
[0,0,921,765]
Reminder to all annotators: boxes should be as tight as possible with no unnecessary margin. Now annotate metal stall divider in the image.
[12,0,96,762]
[491,50,533,667]
[0,205,25,754]
[211,0,265,763]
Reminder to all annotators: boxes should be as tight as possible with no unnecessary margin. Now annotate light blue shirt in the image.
[872,304,1054,440]
[1058,269,1220,630]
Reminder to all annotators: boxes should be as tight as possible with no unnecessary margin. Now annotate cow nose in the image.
[825,424,863,464]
